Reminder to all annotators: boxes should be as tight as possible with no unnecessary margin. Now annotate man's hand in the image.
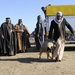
[37,34,39,38]
[21,30,24,32]
[2,35,4,39]
[10,29,12,33]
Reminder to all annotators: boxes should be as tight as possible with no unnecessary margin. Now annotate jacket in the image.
[48,18,74,42]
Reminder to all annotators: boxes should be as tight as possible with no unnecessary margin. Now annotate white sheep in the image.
[39,41,55,60]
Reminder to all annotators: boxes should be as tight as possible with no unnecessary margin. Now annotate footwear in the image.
[25,49,27,52]
[22,50,25,53]
[55,57,61,62]
[55,60,61,62]
[58,60,61,62]
[55,57,58,61]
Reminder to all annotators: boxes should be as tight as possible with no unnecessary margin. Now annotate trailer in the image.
[46,5,75,16]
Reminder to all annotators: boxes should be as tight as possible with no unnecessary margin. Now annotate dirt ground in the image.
[0,37,75,75]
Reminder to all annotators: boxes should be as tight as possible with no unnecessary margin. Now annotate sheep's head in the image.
[47,42,56,52]
[47,42,53,52]
[47,42,53,48]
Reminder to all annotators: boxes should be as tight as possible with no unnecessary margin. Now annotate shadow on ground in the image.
[0,57,56,63]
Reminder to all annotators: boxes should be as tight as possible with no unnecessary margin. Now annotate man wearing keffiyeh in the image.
[48,11,74,62]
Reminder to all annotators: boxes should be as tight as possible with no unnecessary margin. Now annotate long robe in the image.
[24,29,31,49]
[15,24,22,51]
[1,22,16,56]
[0,27,3,55]
[15,24,30,52]
[35,22,43,51]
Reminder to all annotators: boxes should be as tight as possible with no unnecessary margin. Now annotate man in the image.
[48,11,74,62]
[41,7,46,18]
[0,27,4,55]
[15,19,30,52]
[24,27,31,50]
[41,4,51,18]
[41,4,51,37]
[35,15,43,51]
[1,17,16,56]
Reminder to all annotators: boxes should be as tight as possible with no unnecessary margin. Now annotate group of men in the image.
[0,18,30,56]
[0,6,75,62]
[35,6,75,62]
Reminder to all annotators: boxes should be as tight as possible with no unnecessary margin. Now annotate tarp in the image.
[46,5,75,16]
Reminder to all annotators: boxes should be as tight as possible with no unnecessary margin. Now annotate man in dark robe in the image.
[1,17,17,56]
[0,27,4,55]
[24,26,31,51]
[35,15,43,51]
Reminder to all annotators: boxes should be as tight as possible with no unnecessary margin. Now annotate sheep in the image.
[39,41,55,60]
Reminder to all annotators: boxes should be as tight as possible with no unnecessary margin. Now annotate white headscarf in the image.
[54,11,63,24]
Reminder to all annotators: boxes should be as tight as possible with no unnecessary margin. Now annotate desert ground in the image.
[0,37,75,75]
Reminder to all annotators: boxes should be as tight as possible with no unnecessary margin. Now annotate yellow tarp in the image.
[46,5,75,16]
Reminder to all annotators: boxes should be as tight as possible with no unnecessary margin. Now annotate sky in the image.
[0,0,75,33]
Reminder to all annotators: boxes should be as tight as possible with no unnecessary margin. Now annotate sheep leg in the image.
[39,51,42,59]
[47,51,50,60]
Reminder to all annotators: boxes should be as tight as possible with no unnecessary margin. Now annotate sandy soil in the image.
[0,37,75,75]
